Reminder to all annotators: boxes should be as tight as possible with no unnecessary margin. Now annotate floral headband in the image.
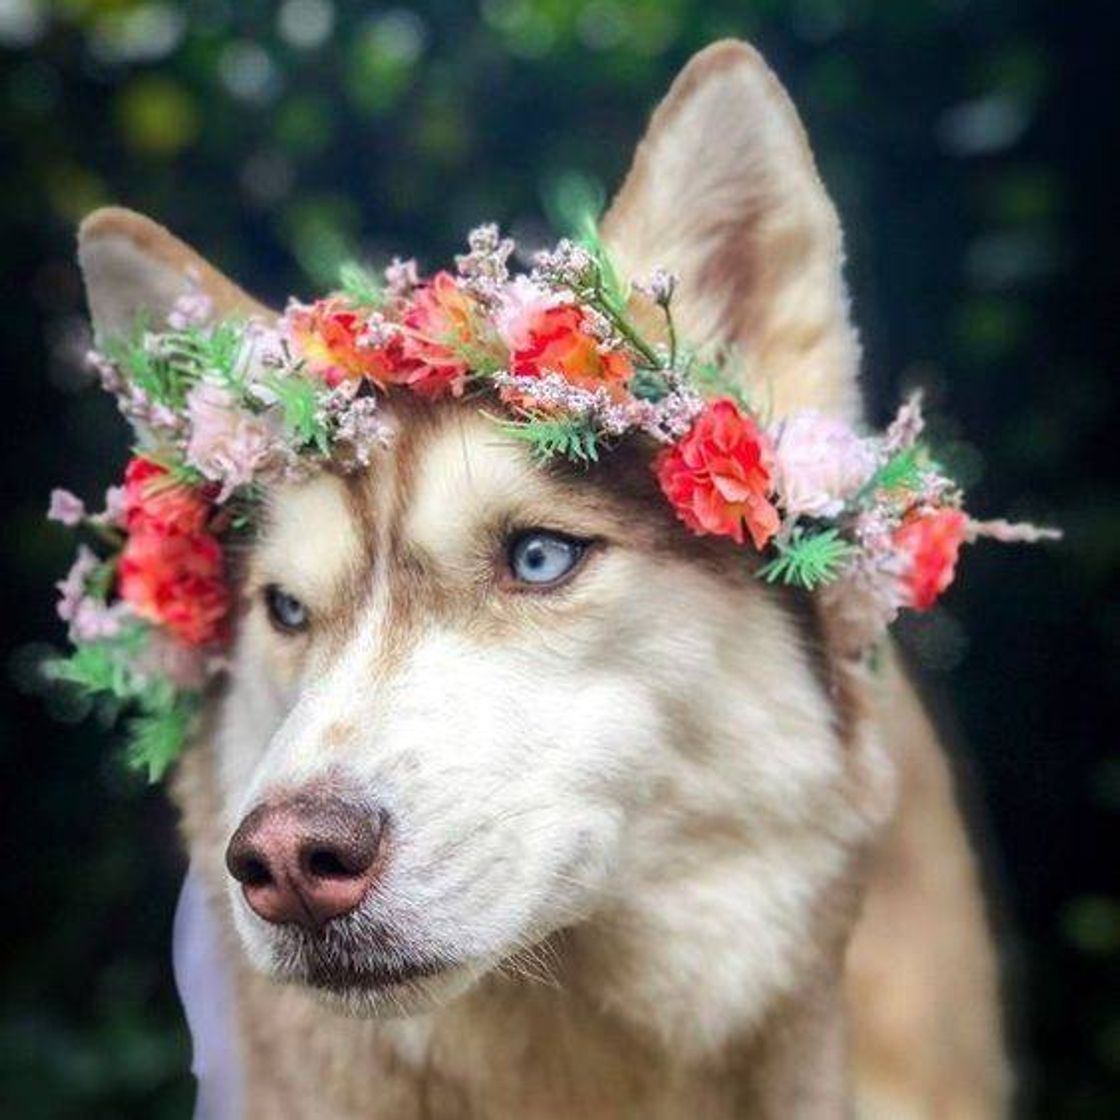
[47,225,1057,780]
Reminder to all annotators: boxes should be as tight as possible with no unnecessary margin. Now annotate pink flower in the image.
[655,398,781,549]
[395,271,491,399]
[70,598,130,643]
[772,412,877,519]
[185,381,276,501]
[48,489,86,527]
[97,485,125,529]
[56,546,100,624]
[167,286,214,331]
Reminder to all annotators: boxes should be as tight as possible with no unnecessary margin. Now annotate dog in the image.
[75,39,1009,1119]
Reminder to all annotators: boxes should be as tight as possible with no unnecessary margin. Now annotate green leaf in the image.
[686,349,751,408]
[757,529,856,590]
[494,413,601,465]
[125,700,194,783]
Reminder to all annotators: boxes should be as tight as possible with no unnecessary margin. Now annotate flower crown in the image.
[47,224,1056,780]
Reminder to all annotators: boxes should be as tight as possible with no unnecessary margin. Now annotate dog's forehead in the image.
[258,405,586,572]
[252,399,691,613]
[399,408,569,555]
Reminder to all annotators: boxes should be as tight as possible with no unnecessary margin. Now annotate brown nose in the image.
[225,794,384,932]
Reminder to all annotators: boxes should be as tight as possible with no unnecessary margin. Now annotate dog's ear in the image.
[602,40,860,420]
[78,207,269,343]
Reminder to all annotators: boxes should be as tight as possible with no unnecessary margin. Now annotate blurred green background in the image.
[1,0,1116,1116]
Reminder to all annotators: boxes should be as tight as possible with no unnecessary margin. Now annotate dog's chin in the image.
[285,959,479,1018]
[244,914,486,1018]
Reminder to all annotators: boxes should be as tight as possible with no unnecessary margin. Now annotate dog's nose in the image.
[225,794,384,931]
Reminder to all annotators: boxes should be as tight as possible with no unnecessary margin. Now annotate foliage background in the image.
[1,0,1116,1116]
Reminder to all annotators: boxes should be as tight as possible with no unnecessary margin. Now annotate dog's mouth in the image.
[262,915,461,997]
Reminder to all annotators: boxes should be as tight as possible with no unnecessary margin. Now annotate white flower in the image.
[772,411,878,519]
[493,275,562,352]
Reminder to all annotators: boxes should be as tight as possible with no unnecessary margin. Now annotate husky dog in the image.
[76,40,1008,1119]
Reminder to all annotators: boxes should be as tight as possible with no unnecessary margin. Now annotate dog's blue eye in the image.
[264,584,309,633]
[508,532,586,586]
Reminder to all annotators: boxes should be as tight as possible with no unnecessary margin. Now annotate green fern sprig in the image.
[494,413,602,464]
[861,445,926,498]
[265,373,330,453]
[46,626,198,781]
[338,261,385,309]
[757,529,855,590]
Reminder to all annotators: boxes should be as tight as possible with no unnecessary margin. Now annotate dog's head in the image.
[78,42,892,1049]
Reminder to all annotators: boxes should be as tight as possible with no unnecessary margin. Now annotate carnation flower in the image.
[893,508,967,610]
[395,271,488,398]
[122,457,212,537]
[118,525,228,646]
[502,302,632,405]
[285,297,403,387]
[185,381,277,502]
[48,488,86,527]
[655,398,780,549]
[772,411,877,519]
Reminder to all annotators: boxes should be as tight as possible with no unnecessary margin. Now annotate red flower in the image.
[506,304,632,403]
[893,508,967,610]
[394,272,485,399]
[287,297,402,388]
[123,457,211,537]
[118,526,229,646]
[655,398,780,549]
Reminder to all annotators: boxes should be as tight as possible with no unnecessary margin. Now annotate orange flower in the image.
[655,399,780,549]
[394,272,485,399]
[506,303,632,403]
[118,526,229,646]
[893,508,967,610]
[287,297,401,387]
[123,457,211,537]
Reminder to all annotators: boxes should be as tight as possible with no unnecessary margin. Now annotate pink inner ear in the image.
[78,206,271,343]
[599,40,863,424]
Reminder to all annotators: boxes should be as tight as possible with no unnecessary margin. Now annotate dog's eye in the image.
[264,584,310,633]
[508,531,586,587]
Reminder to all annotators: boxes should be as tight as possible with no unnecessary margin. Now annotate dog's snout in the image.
[225,794,384,931]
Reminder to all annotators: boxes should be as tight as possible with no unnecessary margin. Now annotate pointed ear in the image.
[602,41,861,420]
[77,207,270,344]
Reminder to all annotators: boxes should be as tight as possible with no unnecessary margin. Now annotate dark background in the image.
[1,1,1116,1116]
